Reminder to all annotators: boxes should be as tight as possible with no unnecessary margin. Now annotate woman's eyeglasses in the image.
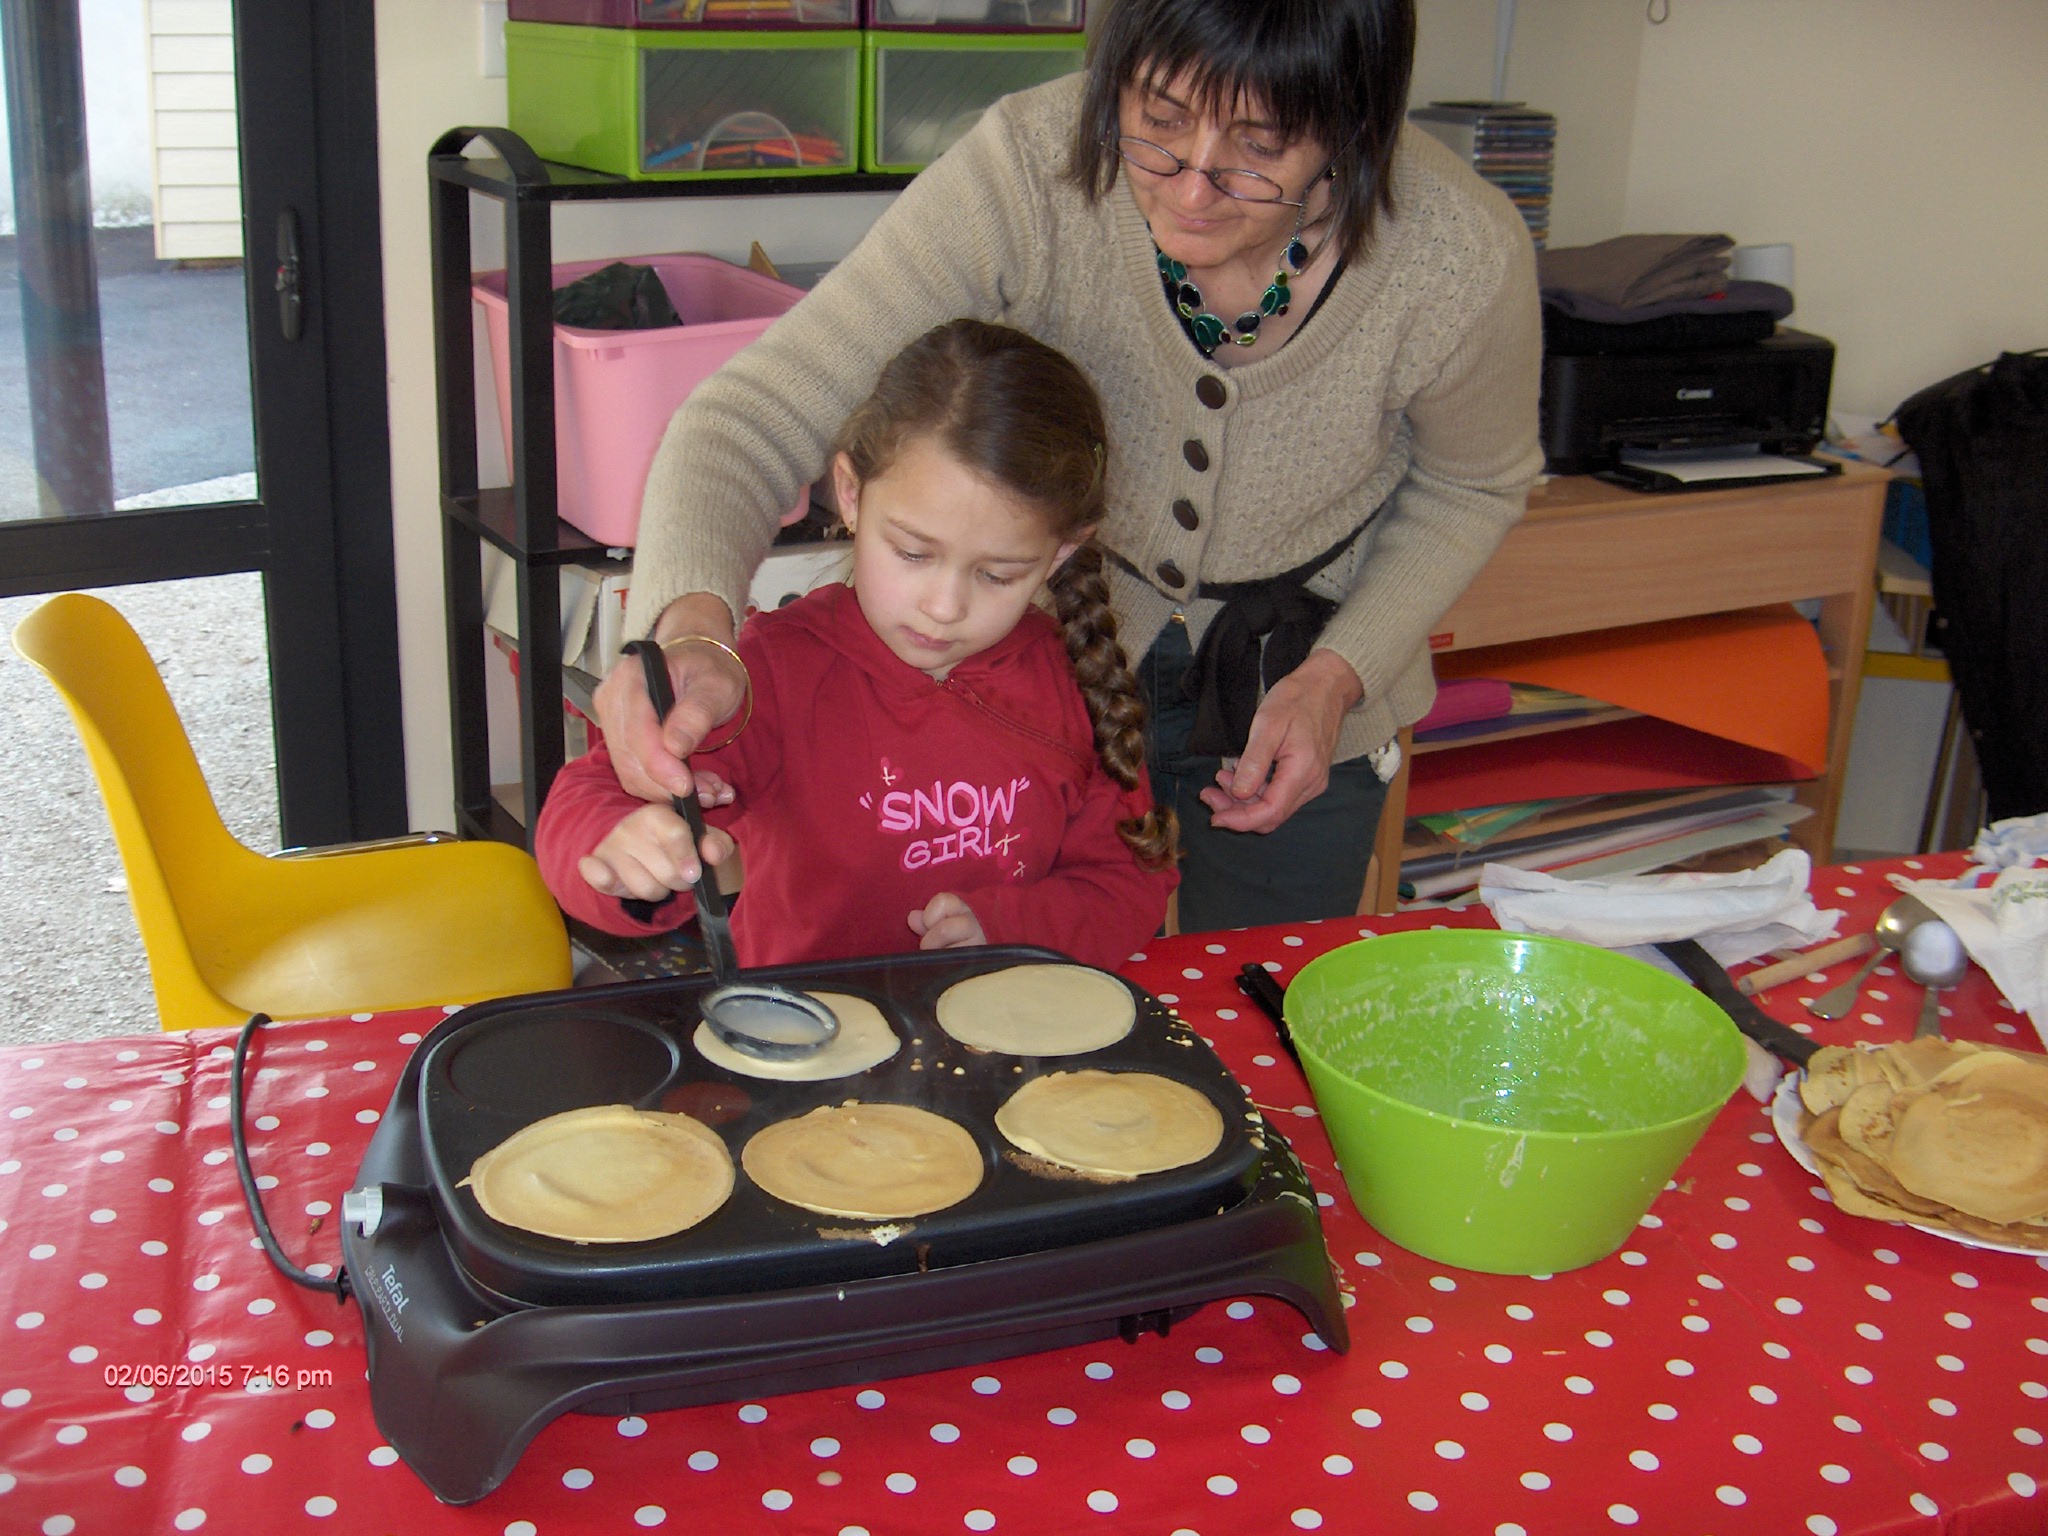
[1113,135,1302,207]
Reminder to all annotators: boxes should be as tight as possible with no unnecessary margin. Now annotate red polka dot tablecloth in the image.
[2,855,2045,1535]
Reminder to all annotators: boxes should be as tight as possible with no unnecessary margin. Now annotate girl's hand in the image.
[577,801,738,905]
[1199,649,1364,834]
[908,892,987,951]
[591,595,746,803]
[691,766,735,808]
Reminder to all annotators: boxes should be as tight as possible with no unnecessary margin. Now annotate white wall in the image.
[378,0,2048,828]
[1614,0,2048,418]
[1410,0,1644,246]
[1430,0,2048,418]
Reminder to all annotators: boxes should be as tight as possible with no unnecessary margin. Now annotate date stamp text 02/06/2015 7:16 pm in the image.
[101,1362,335,1390]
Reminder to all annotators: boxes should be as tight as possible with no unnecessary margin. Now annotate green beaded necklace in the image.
[1156,219,1310,357]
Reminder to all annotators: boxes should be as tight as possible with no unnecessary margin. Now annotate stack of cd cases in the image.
[1408,100,1557,248]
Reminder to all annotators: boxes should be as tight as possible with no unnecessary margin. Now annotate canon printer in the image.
[1539,327,1836,487]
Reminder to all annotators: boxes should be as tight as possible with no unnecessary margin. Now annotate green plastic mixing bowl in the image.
[1284,929,1746,1274]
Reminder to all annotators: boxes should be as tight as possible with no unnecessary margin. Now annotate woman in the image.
[594,0,1541,933]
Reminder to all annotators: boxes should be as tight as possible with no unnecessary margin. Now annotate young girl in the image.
[536,319,1177,972]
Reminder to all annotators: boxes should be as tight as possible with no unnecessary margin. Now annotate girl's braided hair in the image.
[833,319,1176,869]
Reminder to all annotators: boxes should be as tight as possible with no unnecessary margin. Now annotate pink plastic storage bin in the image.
[474,253,805,546]
[508,0,856,29]
[863,0,1081,30]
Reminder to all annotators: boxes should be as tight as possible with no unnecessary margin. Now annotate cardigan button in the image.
[1182,439,1210,472]
[1171,498,1199,530]
[1195,375,1227,409]
[1156,560,1186,588]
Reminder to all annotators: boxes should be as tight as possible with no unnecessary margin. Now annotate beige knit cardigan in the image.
[625,73,1544,768]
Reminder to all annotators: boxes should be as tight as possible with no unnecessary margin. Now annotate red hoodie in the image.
[537,583,1176,971]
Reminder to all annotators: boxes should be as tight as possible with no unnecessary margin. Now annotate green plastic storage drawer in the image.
[861,31,1084,173]
[507,22,861,180]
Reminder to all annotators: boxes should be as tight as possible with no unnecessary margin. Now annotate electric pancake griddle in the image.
[339,946,1348,1505]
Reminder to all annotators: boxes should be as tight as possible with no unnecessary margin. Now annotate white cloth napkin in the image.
[1477,850,1839,1103]
[1971,812,2048,871]
[1476,848,1841,966]
[1891,865,2048,1038]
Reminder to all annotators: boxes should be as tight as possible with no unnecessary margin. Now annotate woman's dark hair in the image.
[1068,0,1417,265]
[834,319,1176,870]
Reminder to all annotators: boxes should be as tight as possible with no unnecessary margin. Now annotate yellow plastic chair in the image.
[12,592,573,1031]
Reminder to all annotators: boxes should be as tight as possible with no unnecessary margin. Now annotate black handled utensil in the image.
[1654,938,1818,1069]
[1235,962,1303,1068]
[619,640,838,1061]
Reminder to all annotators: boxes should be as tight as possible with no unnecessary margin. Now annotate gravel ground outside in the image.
[1,229,275,1047]
[0,571,278,1047]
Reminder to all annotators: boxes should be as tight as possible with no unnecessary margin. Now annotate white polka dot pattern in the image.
[0,857,2043,1530]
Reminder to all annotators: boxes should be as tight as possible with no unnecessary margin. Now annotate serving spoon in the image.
[1902,919,1969,1039]
[618,640,839,1062]
[1804,893,1938,1021]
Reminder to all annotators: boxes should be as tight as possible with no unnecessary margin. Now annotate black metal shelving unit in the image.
[427,125,913,845]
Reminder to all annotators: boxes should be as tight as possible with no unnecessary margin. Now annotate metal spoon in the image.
[1901,919,1968,1039]
[620,640,838,1062]
[1804,894,1938,1021]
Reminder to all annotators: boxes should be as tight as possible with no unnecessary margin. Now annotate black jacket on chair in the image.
[1894,349,2048,822]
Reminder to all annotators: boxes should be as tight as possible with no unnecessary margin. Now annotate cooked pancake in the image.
[1889,1082,2048,1226]
[934,963,1136,1056]
[463,1104,734,1243]
[1942,1208,2048,1250]
[1800,1044,1887,1115]
[1797,1039,2048,1243]
[741,1101,983,1219]
[1835,1080,1901,1161]
[996,1070,1224,1178]
[1803,1107,1950,1219]
[1816,1161,1923,1226]
[1926,1047,2048,1101]
[1876,1034,1974,1091]
[694,991,899,1081]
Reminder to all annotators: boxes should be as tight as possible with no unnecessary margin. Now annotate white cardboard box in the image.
[481,541,848,681]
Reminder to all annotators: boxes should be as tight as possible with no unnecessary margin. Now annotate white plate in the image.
[1769,1068,2042,1257]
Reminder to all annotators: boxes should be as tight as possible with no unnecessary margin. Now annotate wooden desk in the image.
[1366,463,1888,912]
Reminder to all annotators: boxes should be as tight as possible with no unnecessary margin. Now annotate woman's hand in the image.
[1199,648,1364,834]
[908,892,988,951]
[577,800,738,906]
[591,594,746,803]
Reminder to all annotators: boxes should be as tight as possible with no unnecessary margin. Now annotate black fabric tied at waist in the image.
[1179,526,1363,758]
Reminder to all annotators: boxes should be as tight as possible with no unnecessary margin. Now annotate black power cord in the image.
[230,1012,352,1304]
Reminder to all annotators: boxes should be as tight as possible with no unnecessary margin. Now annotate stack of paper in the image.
[1402,785,1811,901]
[1399,606,1834,901]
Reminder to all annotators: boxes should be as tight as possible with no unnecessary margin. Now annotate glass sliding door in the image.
[0,0,255,524]
[0,0,401,847]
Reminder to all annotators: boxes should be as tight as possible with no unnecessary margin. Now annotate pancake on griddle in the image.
[997,1070,1224,1178]
[463,1104,734,1243]
[935,963,1136,1056]
[694,991,899,1081]
[741,1101,983,1219]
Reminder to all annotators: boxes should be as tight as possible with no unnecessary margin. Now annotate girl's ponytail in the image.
[1048,545,1178,870]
